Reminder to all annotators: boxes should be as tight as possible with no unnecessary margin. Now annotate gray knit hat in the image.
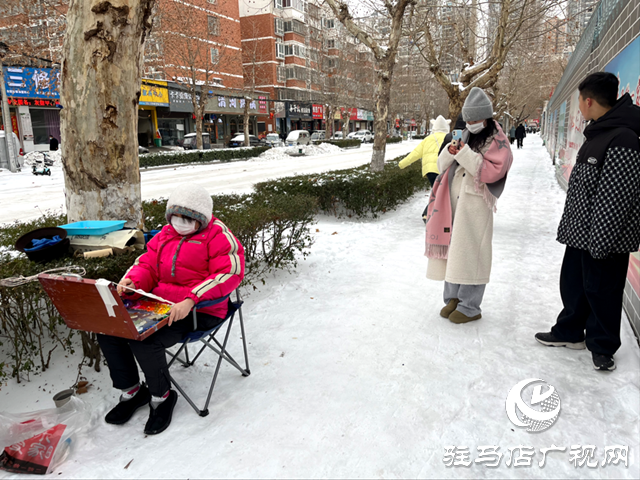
[165,184,213,231]
[462,87,493,122]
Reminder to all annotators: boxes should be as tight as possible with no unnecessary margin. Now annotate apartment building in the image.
[240,0,376,135]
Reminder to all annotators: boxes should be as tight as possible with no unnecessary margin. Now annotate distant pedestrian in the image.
[49,135,59,151]
[535,72,640,371]
[425,87,513,324]
[515,124,526,149]
[509,126,516,145]
[398,114,450,188]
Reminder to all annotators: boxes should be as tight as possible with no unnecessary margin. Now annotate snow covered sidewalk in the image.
[1,134,638,478]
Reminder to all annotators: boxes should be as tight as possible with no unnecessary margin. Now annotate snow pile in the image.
[23,150,62,166]
[255,142,344,162]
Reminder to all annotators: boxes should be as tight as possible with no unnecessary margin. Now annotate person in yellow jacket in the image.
[398,115,451,187]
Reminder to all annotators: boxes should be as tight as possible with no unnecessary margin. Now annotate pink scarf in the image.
[424,124,512,259]
[424,168,452,259]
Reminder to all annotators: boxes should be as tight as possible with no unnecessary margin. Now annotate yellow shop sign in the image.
[140,80,169,106]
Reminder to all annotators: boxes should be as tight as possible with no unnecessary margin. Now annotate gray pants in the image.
[444,281,486,317]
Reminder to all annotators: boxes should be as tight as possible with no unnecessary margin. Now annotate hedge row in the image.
[139,146,270,168]
[314,139,361,148]
[0,191,316,382]
[386,136,403,144]
[255,155,429,218]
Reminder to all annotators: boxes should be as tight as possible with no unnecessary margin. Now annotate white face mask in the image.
[466,121,486,134]
[171,216,197,235]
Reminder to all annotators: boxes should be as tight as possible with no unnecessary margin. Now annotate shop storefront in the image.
[312,104,324,132]
[205,92,265,145]
[2,66,61,153]
[138,80,169,147]
[287,102,313,132]
[162,86,195,146]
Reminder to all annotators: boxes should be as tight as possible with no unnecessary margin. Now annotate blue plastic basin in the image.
[58,220,126,236]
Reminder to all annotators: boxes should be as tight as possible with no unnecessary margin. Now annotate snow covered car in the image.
[330,131,344,140]
[285,130,310,146]
[264,133,282,147]
[348,130,373,143]
[310,131,326,142]
[228,134,264,148]
[183,133,211,150]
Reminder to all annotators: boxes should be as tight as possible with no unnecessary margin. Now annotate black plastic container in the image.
[14,227,70,263]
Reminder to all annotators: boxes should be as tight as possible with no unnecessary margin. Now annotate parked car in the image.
[310,130,326,142]
[285,130,311,146]
[348,130,373,143]
[264,133,282,147]
[228,134,265,148]
[330,131,344,140]
[182,133,211,150]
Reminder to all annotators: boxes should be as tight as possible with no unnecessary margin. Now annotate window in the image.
[208,16,219,36]
[327,39,335,49]
[284,43,306,58]
[276,41,285,59]
[274,0,283,9]
[277,66,286,82]
[210,48,219,63]
[283,0,305,11]
[283,19,305,35]
[275,18,284,36]
[207,0,217,4]
[323,18,335,29]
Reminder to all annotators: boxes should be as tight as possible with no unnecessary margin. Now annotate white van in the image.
[285,130,310,146]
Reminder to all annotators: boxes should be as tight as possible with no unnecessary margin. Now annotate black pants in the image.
[516,138,523,148]
[551,246,630,356]
[97,312,224,397]
[426,172,438,188]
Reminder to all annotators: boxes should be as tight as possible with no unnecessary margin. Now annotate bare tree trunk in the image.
[195,101,203,150]
[371,63,393,172]
[448,93,465,123]
[60,0,154,228]
[341,110,350,138]
[243,99,250,147]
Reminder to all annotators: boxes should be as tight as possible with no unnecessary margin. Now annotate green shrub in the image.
[0,191,316,383]
[254,155,429,218]
[413,135,426,140]
[139,146,270,168]
[386,136,403,144]
[314,139,361,148]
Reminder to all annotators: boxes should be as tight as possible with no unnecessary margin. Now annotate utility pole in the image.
[0,43,18,173]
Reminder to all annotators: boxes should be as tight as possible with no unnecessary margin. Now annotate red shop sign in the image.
[312,104,323,119]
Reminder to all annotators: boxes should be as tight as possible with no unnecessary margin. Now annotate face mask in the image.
[466,121,485,134]
[171,216,197,235]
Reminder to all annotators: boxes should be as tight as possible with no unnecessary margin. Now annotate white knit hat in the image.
[165,184,213,230]
[462,87,494,122]
[430,115,451,133]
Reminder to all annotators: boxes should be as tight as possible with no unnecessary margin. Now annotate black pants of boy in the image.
[97,312,224,397]
[551,246,630,356]
[517,138,523,148]
[426,172,438,188]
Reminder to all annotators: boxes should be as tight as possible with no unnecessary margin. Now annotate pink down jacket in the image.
[125,218,245,319]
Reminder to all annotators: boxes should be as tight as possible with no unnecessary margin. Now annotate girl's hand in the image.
[168,298,196,326]
[448,143,459,155]
[117,278,136,296]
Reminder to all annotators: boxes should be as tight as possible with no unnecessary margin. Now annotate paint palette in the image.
[123,299,172,333]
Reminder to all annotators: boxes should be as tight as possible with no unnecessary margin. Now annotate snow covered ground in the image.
[0,141,416,226]
[0,134,639,478]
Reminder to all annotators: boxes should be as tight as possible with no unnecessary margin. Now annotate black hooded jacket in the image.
[557,93,640,259]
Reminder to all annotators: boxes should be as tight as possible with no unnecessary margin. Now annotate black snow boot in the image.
[535,332,585,350]
[592,353,616,371]
[105,383,151,425]
[144,390,178,435]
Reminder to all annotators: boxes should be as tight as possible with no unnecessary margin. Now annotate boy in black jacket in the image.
[536,72,640,371]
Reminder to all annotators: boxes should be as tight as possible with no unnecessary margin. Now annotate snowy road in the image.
[1,135,638,479]
[0,141,418,226]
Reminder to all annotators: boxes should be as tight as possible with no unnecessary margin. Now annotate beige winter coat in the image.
[426,140,496,285]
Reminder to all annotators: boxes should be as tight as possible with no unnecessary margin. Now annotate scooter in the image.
[32,160,51,176]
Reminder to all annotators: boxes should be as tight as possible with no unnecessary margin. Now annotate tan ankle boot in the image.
[449,310,482,324]
[440,299,460,318]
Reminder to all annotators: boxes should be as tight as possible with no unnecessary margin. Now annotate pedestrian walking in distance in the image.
[515,123,526,149]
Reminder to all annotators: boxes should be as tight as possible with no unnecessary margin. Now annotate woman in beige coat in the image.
[425,88,513,323]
